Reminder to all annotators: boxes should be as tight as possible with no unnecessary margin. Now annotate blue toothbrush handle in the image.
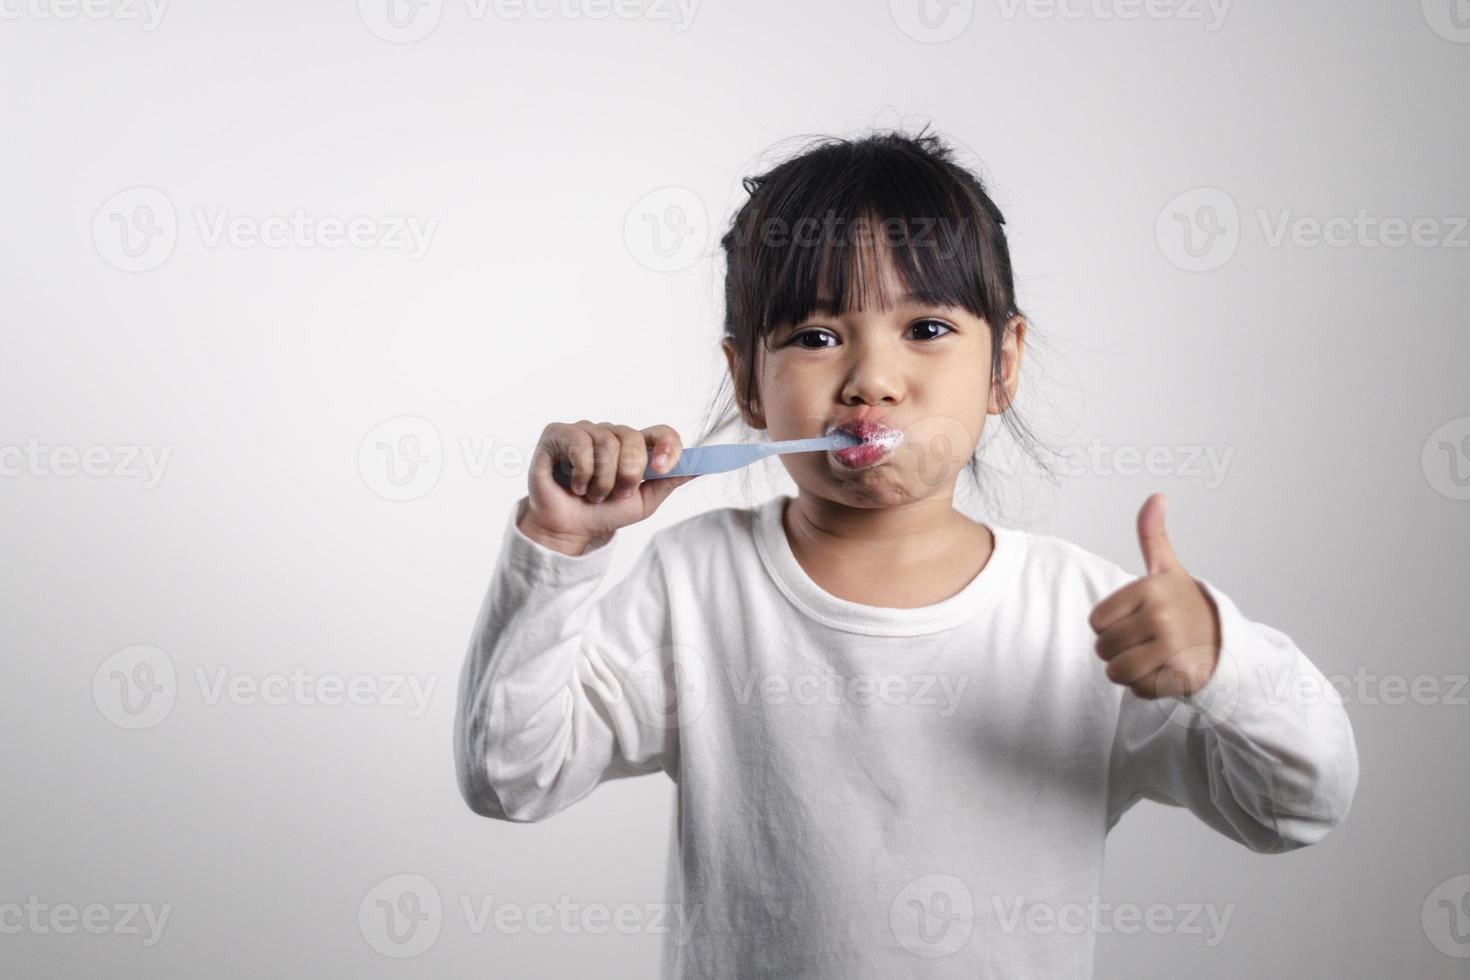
[549,435,849,491]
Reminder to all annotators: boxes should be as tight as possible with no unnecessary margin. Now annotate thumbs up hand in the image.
[1088,493,1224,700]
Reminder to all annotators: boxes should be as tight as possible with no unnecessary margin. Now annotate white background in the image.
[3,0,1468,976]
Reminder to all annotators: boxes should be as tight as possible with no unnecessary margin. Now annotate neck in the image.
[783,489,975,565]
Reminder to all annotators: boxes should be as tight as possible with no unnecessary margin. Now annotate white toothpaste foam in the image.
[864,429,904,451]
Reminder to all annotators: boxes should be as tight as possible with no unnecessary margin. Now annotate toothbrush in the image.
[552,431,863,490]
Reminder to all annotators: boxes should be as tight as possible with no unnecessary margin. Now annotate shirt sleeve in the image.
[454,494,678,823]
[1105,575,1360,853]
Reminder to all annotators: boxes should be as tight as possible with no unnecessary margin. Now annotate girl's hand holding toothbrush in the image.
[519,421,698,556]
[1088,493,1225,700]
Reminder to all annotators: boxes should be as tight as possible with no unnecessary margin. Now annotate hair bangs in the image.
[737,151,1001,351]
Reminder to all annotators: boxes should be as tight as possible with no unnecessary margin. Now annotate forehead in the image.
[812,243,932,312]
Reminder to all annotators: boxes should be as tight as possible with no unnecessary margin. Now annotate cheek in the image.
[903,355,991,461]
[926,353,992,404]
[762,356,817,407]
[759,357,831,440]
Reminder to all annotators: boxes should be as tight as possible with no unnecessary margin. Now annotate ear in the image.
[986,315,1026,416]
[721,337,767,430]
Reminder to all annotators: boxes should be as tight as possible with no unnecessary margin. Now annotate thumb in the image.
[638,473,697,513]
[1136,492,1183,575]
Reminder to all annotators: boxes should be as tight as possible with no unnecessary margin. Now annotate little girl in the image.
[453,128,1359,979]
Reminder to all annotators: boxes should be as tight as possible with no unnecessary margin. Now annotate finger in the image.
[1136,492,1183,576]
[1130,662,1196,701]
[638,472,697,511]
[582,423,622,503]
[544,423,596,496]
[1088,578,1149,634]
[529,423,563,483]
[608,424,649,498]
[1104,638,1173,686]
[1127,669,1166,700]
[1093,610,1156,661]
[641,424,684,474]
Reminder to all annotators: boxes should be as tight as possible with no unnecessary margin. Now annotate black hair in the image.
[694,124,1058,515]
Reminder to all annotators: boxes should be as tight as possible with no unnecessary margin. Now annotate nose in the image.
[839,338,904,406]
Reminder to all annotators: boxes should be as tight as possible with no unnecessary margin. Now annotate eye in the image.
[908,318,955,341]
[788,328,838,350]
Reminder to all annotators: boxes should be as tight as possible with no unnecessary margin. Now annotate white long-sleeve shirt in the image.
[454,493,1359,978]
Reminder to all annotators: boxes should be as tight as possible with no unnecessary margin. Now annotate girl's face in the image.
[724,247,1024,508]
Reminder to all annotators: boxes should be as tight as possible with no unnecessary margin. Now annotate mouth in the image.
[827,418,904,471]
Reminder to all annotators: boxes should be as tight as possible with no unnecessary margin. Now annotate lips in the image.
[834,419,889,442]
[827,416,904,469]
